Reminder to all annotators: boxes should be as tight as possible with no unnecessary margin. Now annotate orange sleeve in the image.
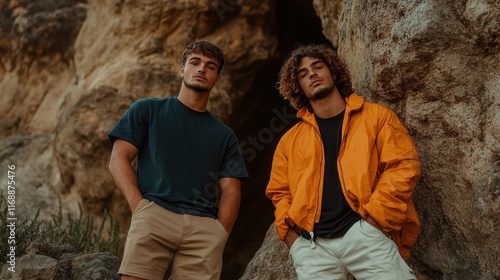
[265,138,293,240]
[364,109,421,231]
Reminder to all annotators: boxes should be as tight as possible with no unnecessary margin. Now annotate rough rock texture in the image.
[0,243,120,280]
[0,0,88,220]
[0,0,277,251]
[338,1,500,279]
[0,0,277,278]
[239,226,297,280]
[0,0,277,216]
[312,0,342,48]
[244,0,500,279]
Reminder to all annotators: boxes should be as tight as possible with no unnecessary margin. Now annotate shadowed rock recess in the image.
[0,0,498,279]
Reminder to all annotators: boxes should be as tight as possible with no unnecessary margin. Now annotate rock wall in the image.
[1,0,277,219]
[338,1,500,279]
[0,0,277,278]
[0,1,277,227]
[243,0,500,279]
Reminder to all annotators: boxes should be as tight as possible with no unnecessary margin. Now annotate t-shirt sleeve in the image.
[219,133,249,181]
[108,100,149,149]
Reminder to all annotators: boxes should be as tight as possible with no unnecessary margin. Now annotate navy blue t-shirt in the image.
[108,97,249,218]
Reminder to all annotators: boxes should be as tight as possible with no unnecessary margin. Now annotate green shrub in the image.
[0,191,120,263]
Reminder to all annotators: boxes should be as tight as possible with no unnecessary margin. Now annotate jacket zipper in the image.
[338,105,363,211]
[302,118,323,249]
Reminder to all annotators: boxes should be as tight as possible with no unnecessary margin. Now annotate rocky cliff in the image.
[0,0,499,279]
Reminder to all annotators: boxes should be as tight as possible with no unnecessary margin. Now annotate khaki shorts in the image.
[119,198,229,280]
[290,219,416,280]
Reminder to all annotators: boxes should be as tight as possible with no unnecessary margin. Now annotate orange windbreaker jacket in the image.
[266,93,421,258]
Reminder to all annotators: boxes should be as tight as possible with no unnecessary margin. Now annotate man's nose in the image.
[198,64,207,72]
[309,70,318,79]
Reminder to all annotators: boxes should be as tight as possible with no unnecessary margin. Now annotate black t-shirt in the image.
[108,97,249,218]
[314,110,360,238]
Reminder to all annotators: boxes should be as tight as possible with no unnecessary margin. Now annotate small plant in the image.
[0,191,120,264]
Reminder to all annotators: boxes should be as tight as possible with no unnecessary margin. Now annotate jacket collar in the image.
[296,93,365,122]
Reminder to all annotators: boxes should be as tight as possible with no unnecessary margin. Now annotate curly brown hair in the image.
[277,44,354,110]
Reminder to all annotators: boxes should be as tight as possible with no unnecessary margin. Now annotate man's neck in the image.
[310,87,346,118]
[177,85,210,112]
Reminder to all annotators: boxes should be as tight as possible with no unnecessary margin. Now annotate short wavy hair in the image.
[182,40,225,74]
[277,44,354,110]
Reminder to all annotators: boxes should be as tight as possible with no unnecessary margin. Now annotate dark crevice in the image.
[222,0,330,279]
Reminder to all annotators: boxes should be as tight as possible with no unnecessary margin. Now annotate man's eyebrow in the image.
[296,67,306,75]
[188,56,219,68]
[188,56,202,62]
[296,60,324,74]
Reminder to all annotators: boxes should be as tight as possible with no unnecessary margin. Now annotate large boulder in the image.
[242,0,500,279]
[337,1,500,279]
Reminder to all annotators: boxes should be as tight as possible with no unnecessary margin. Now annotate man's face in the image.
[296,56,335,101]
[180,53,221,93]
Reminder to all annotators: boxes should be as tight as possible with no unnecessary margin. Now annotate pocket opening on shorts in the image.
[133,198,150,215]
[289,236,303,255]
[362,219,389,239]
[214,219,229,237]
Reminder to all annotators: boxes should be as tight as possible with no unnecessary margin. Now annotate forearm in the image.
[108,157,142,211]
[217,186,241,234]
[284,228,299,249]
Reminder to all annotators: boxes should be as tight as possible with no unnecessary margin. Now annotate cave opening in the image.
[223,0,332,279]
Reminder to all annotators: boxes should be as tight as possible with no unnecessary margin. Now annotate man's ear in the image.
[180,65,185,77]
[214,73,221,85]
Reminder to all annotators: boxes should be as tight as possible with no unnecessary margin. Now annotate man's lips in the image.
[310,79,322,87]
[194,75,207,81]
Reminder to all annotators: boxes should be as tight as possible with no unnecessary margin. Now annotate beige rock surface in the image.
[0,1,277,278]
[311,0,342,47]
[244,0,499,279]
[337,1,499,279]
[0,0,277,218]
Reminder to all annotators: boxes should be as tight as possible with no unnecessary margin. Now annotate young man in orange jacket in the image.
[266,44,421,279]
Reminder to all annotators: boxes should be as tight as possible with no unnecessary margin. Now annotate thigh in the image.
[289,236,350,280]
[341,219,416,280]
[119,199,183,280]
[171,215,228,280]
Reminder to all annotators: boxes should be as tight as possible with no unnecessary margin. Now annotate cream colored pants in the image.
[289,219,417,280]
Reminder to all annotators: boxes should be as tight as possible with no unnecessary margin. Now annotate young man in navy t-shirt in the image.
[108,40,248,280]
